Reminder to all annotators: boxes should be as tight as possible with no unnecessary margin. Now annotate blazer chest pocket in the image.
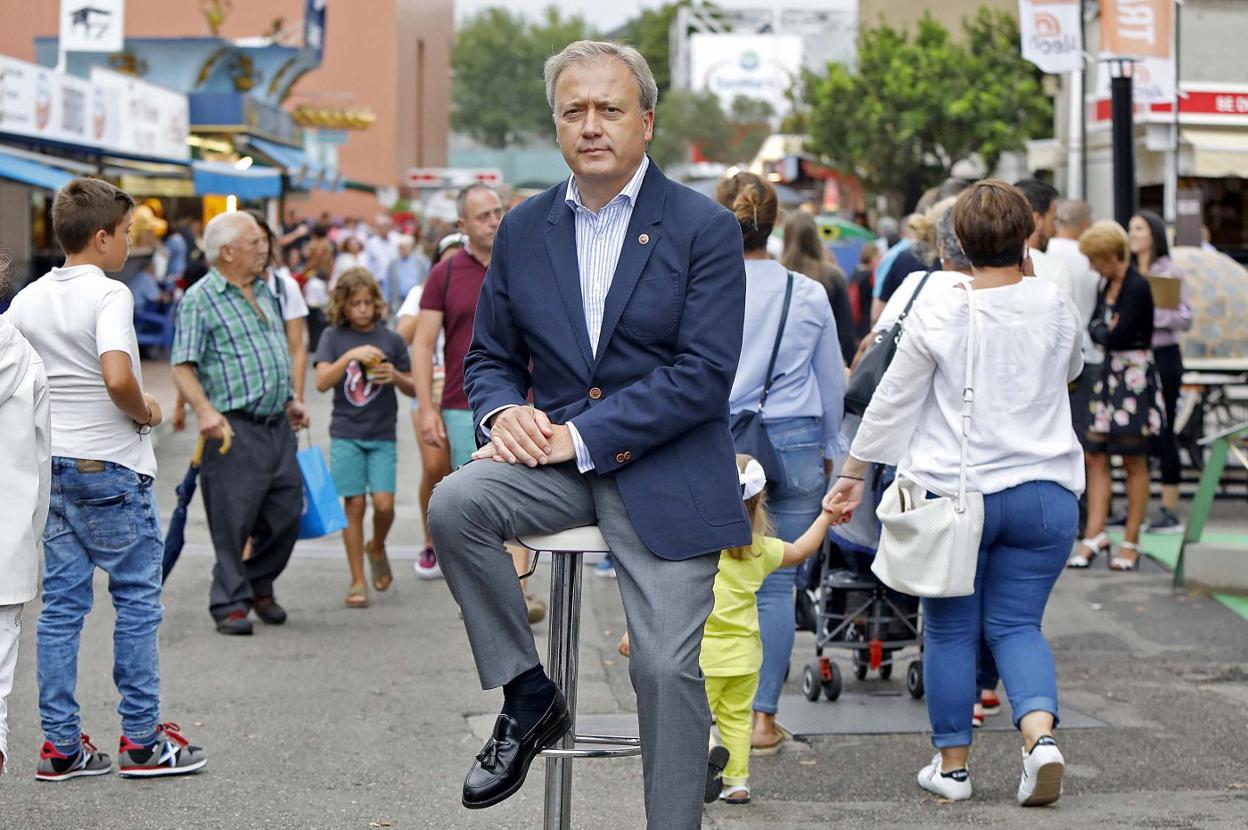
[619,272,681,343]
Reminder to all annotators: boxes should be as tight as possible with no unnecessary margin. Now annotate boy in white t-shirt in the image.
[5,178,206,782]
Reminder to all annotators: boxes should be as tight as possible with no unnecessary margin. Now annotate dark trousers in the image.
[200,415,302,619]
[1154,344,1184,486]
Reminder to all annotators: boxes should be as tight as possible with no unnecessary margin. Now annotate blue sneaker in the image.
[594,556,617,579]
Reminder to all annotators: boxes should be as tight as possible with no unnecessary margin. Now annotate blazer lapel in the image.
[592,163,667,373]
[544,199,595,371]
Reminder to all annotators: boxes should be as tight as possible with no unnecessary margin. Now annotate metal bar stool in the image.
[515,526,642,830]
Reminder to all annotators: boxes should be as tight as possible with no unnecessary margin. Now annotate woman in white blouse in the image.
[825,181,1085,808]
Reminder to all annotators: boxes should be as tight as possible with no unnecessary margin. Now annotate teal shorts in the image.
[330,438,397,497]
[442,408,478,470]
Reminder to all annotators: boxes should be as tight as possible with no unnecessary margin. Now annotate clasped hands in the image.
[472,405,576,467]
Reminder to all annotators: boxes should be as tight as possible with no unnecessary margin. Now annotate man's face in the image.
[458,189,504,254]
[223,218,268,276]
[1034,203,1057,250]
[101,210,133,272]
[552,58,653,187]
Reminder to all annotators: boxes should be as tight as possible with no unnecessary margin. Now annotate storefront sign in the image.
[1092,84,1248,124]
[60,0,124,54]
[0,55,188,160]
[1019,0,1083,75]
[91,67,189,161]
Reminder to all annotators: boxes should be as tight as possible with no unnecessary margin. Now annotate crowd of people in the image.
[0,35,1201,829]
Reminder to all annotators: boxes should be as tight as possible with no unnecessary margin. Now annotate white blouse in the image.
[852,275,1087,497]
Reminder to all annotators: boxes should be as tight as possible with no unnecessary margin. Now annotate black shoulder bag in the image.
[843,270,933,416]
[730,272,793,485]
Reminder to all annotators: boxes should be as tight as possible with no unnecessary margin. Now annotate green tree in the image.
[649,91,774,168]
[451,7,595,148]
[800,9,1052,209]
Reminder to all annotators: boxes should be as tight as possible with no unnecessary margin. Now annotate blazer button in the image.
[588,387,603,400]
[615,452,627,464]
[623,451,633,461]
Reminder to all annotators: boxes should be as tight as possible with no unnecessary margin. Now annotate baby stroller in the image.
[800,536,925,703]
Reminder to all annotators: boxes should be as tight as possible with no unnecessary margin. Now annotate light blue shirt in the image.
[480,158,650,473]
[872,238,912,299]
[729,260,848,459]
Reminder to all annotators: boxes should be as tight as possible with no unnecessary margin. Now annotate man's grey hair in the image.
[931,196,972,272]
[544,40,659,113]
[203,211,258,265]
[1056,198,1092,230]
[456,183,498,220]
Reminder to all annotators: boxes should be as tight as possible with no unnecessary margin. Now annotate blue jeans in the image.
[923,480,1077,748]
[755,417,826,714]
[38,459,164,751]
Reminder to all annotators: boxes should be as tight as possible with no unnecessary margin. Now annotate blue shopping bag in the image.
[297,442,348,539]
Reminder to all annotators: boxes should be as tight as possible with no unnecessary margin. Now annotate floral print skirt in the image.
[1088,349,1166,455]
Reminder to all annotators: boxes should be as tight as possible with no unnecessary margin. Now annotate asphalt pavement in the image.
[2,362,1246,829]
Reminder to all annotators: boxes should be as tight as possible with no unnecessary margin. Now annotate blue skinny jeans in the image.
[754,417,826,715]
[923,480,1077,748]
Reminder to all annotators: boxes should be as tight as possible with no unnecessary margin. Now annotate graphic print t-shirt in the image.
[313,324,411,441]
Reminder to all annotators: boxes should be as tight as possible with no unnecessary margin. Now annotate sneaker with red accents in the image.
[413,545,442,580]
[117,723,207,778]
[980,689,1002,716]
[35,734,112,782]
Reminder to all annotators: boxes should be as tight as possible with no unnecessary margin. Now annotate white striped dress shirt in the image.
[565,156,650,356]
[480,159,651,473]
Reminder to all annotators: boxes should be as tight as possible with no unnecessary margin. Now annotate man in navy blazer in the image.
[428,41,749,826]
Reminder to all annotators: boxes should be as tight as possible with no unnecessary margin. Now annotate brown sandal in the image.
[345,584,369,608]
[366,540,393,592]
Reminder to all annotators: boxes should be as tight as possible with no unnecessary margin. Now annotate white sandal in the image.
[720,784,751,805]
[1068,532,1109,569]
[1109,540,1141,571]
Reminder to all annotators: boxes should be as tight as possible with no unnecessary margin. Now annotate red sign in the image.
[404,167,504,189]
[1092,86,1248,123]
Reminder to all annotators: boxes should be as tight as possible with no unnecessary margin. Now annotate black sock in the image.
[501,665,557,734]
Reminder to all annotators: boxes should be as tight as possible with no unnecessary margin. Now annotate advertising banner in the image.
[1019,0,1083,75]
[60,0,124,54]
[90,68,190,161]
[1100,0,1173,59]
[689,34,803,118]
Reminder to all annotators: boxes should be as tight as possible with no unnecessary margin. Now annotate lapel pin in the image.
[638,233,650,245]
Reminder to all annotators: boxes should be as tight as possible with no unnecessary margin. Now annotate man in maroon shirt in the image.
[411,185,544,620]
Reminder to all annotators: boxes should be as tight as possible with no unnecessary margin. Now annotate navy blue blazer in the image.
[464,160,751,560]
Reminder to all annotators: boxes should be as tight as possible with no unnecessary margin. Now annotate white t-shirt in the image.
[873,270,962,334]
[265,269,309,322]
[303,274,329,309]
[398,284,444,410]
[1045,237,1103,364]
[5,264,157,477]
[853,277,1085,498]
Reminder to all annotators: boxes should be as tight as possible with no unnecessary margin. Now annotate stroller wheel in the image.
[823,662,843,701]
[880,651,893,681]
[854,660,868,682]
[907,660,925,700]
[802,663,822,702]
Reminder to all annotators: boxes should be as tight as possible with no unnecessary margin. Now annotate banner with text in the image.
[1019,0,1083,74]
[1099,0,1175,104]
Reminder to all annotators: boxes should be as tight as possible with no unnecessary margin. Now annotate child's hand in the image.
[822,492,847,524]
[617,632,630,658]
[370,362,396,384]
[349,345,386,365]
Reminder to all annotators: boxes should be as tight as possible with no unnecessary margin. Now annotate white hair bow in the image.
[739,458,767,501]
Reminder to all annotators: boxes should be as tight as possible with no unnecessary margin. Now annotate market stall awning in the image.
[245,136,342,191]
[1183,129,1248,178]
[192,160,282,199]
[0,147,75,191]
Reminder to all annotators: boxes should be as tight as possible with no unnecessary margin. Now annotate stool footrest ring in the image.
[539,734,641,759]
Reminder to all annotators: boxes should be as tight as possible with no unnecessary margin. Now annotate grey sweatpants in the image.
[428,459,719,830]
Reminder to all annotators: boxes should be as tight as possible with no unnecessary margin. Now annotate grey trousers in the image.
[199,415,302,619]
[428,459,719,829]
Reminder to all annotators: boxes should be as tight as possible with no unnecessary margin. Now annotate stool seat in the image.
[517,525,609,554]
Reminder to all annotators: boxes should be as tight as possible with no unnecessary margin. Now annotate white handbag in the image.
[871,280,984,598]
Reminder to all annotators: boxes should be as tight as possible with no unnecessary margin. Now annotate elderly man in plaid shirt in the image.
[172,211,311,636]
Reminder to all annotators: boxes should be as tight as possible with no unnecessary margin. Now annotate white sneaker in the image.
[917,753,972,801]
[1017,736,1064,807]
[413,546,442,580]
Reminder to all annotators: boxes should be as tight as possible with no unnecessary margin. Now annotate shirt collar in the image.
[565,155,650,215]
[207,268,272,298]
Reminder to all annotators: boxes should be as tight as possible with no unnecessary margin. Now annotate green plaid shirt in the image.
[172,269,293,416]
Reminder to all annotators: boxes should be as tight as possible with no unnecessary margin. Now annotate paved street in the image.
[3,363,1247,829]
